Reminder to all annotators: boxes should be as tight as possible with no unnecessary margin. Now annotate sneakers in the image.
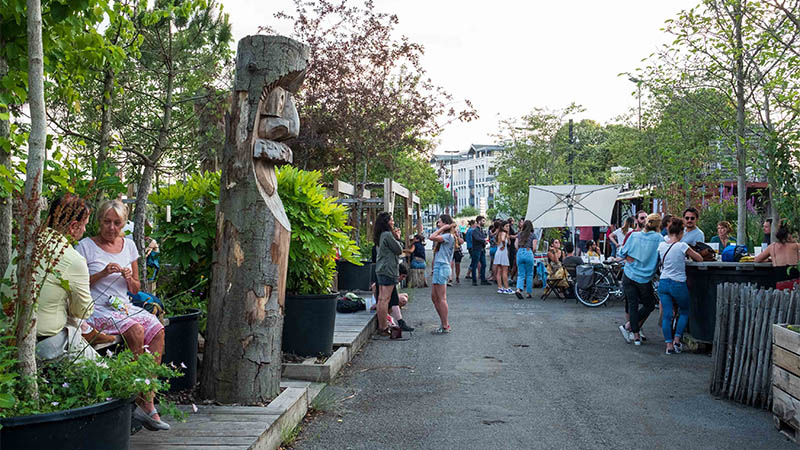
[639,331,647,341]
[665,347,674,355]
[133,406,170,431]
[634,339,642,346]
[674,342,683,354]
[504,288,514,294]
[619,325,632,344]
[497,288,505,294]
[397,319,415,332]
[432,326,451,334]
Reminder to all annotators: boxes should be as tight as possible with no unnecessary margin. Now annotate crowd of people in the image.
[374,207,799,353]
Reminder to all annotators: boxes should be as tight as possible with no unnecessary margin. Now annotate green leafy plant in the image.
[150,171,219,309]
[455,206,479,218]
[699,196,763,251]
[277,166,360,295]
[0,345,181,419]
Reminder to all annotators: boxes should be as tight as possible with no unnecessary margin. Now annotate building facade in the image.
[429,144,504,221]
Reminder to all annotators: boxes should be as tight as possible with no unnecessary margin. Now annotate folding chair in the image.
[541,264,569,301]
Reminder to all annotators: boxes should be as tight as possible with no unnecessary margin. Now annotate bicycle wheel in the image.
[575,271,613,307]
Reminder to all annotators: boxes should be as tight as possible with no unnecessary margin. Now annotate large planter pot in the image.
[0,398,132,450]
[282,293,337,357]
[163,308,201,392]
[336,260,373,291]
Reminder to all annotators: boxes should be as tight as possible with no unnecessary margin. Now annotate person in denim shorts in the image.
[428,214,460,334]
[373,212,403,338]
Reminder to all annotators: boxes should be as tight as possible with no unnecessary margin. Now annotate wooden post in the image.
[201,36,309,403]
[710,283,726,396]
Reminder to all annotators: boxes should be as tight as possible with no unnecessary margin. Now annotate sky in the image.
[224,0,699,154]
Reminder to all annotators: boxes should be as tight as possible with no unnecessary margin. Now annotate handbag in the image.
[692,242,717,261]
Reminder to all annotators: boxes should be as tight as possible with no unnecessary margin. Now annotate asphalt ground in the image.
[291,278,792,450]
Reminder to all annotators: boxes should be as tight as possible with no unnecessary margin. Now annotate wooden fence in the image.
[710,283,799,409]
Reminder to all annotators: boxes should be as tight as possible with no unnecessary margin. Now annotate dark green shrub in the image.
[277,166,360,295]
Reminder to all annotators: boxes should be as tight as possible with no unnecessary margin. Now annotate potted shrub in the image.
[0,342,180,449]
[277,167,360,357]
[150,171,219,391]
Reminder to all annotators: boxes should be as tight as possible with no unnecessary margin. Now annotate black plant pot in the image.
[0,398,132,450]
[336,260,373,291]
[163,308,201,392]
[282,293,337,357]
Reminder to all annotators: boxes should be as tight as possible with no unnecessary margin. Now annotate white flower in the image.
[144,347,151,354]
[51,401,59,406]
[191,403,198,413]
[62,382,69,388]
[95,361,109,369]
[180,362,187,369]
[106,397,113,401]
[106,349,113,358]
[134,378,143,383]
[142,344,149,349]
[144,378,151,385]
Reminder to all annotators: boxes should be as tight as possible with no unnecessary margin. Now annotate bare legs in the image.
[377,284,393,330]
[431,283,449,330]
[123,325,166,421]
[498,265,509,290]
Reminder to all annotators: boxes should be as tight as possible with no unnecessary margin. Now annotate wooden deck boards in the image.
[132,311,376,450]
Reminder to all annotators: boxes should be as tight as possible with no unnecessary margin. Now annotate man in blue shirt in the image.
[618,213,663,345]
[680,207,705,246]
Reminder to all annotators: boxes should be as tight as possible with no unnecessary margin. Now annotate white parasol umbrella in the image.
[525,185,621,249]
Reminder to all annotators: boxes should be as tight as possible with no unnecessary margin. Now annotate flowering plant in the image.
[0,344,182,419]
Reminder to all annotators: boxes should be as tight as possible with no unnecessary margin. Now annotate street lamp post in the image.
[628,76,642,131]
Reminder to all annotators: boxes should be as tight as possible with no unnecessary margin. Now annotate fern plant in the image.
[277,166,360,295]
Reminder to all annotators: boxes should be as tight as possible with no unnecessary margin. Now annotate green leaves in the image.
[277,166,360,295]
[150,171,219,308]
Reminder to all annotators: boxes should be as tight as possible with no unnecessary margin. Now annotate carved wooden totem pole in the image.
[201,36,308,403]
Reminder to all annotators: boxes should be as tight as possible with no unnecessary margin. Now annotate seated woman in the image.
[754,222,800,289]
[586,240,601,258]
[546,239,568,290]
[710,221,736,249]
[76,199,169,431]
[2,194,97,361]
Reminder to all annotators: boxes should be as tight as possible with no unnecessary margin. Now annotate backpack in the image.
[336,294,365,313]
[721,245,748,262]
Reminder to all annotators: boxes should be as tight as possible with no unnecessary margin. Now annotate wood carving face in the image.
[253,84,300,196]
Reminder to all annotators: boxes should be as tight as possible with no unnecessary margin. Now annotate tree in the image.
[0,0,116,275]
[270,0,476,244]
[641,0,800,242]
[494,105,607,217]
[111,0,231,284]
[15,0,46,402]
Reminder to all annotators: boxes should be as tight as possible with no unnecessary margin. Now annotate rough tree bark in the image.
[0,33,11,278]
[201,35,308,403]
[16,0,47,401]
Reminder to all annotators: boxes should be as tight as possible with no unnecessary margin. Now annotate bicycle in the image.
[574,261,625,307]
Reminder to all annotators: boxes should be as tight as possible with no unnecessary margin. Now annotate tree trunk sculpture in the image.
[201,35,308,403]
